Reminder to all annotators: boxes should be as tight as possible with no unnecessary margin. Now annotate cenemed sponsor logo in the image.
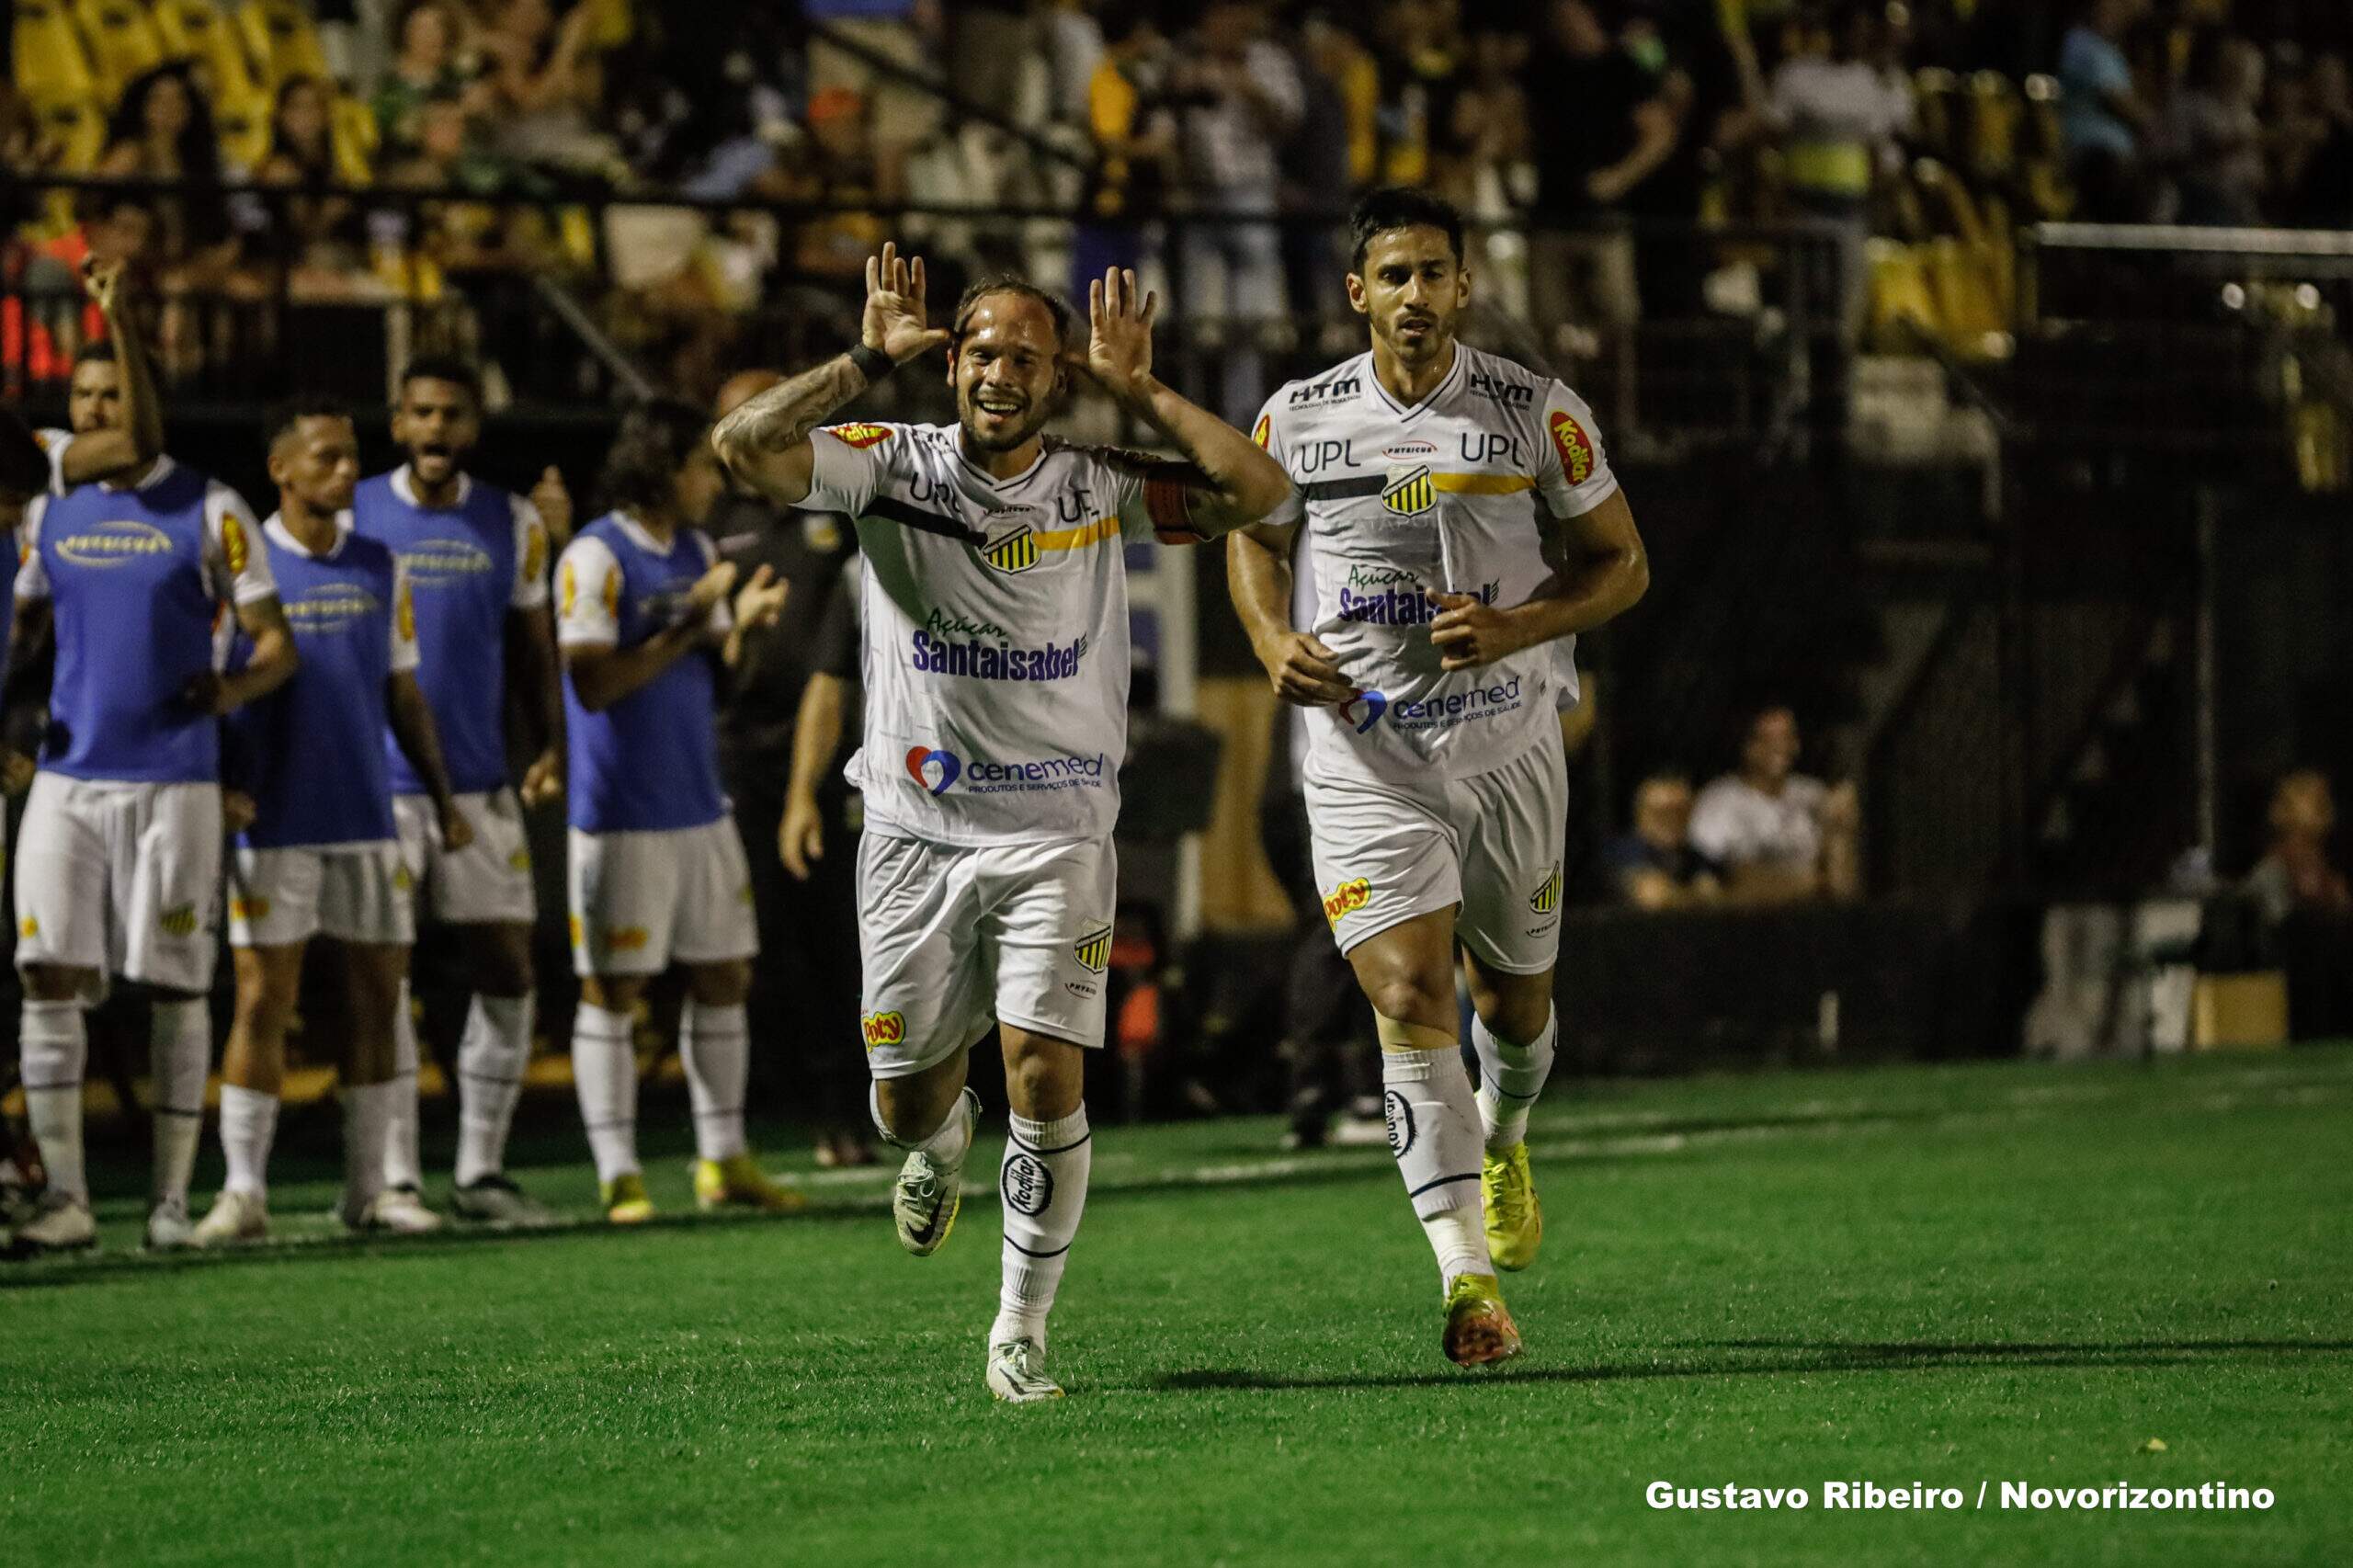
[909,629,1088,681]
[904,744,1107,797]
[1344,678,1526,733]
[57,519,174,569]
[398,537,495,584]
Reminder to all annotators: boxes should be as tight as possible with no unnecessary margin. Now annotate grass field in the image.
[4,1046,2349,1567]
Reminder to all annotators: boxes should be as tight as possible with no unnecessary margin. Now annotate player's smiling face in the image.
[68,358,123,436]
[1348,226,1470,363]
[392,376,481,486]
[949,295,1063,455]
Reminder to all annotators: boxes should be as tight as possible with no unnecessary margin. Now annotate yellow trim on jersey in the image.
[1431,473,1538,495]
[1033,516,1121,552]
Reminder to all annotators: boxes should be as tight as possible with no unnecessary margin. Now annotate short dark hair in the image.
[598,397,710,514]
[264,396,353,452]
[72,341,118,370]
[1348,186,1466,271]
[950,275,1073,351]
[0,409,49,499]
[397,354,482,403]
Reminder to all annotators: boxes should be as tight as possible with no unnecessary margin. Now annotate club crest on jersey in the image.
[824,423,893,450]
[861,1011,905,1050]
[1074,926,1112,974]
[1529,865,1562,915]
[1382,464,1437,517]
[56,519,172,569]
[904,745,961,795]
[979,508,1040,574]
[1342,690,1388,733]
[1002,1152,1054,1216]
[1549,410,1597,486]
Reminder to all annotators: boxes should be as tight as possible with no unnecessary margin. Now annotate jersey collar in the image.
[1364,342,1464,423]
[98,453,176,493]
[264,508,355,561]
[953,431,1049,494]
[391,463,473,509]
[612,509,684,556]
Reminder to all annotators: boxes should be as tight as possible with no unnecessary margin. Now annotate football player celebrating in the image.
[713,246,1289,1402]
[555,399,797,1224]
[352,357,568,1226]
[6,350,298,1256]
[194,402,474,1245]
[32,258,165,494]
[1227,188,1650,1365]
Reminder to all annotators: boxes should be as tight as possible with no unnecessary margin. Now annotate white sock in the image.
[20,999,88,1205]
[383,982,424,1190]
[570,1003,639,1185]
[680,1000,749,1162]
[991,1104,1092,1351]
[870,1082,972,1165]
[342,1079,395,1216]
[454,992,534,1186]
[1472,1008,1557,1151]
[218,1084,279,1199]
[150,999,210,1209]
[1381,1047,1493,1290]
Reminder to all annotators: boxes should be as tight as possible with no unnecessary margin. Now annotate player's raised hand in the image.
[733,563,790,630]
[519,746,563,808]
[1429,593,1528,671]
[1256,629,1354,707]
[1086,267,1158,401]
[80,256,123,313]
[863,242,950,366]
[530,466,574,546]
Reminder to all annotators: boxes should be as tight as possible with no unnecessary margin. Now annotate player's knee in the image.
[1002,1038,1083,1119]
[1485,983,1554,1046]
[582,973,645,1014]
[687,961,751,1008]
[476,927,535,996]
[22,964,91,1003]
[1362,971,1454,1035]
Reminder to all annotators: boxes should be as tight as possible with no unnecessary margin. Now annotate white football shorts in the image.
[856,831,1117,1077]
[229,842,414,948]
[1304,734,1567,974]
[566,817,757,977]
[14,773,223,993]
[393,788,537,926]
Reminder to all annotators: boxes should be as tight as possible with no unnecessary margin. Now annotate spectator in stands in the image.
[2285,52,2353,225]
[2164,30,2267,226]
[2058,0,2154,221]
[1608,773,1723,909]
[98,62,239,285]
[801,0,941,178]
[1688,705,1861,903]
[1072,3,1177,302]
[1279,8,1362,321]
[784,88,893,304]
[1172,0,1303,426]
[477,0,617,177]
[1523,0,1679,355]
[1768,3,1914,341]
[249,76,379,301]
[2245,767,2353,1038]
[374,1,483,165]
[1370,0,1466,192]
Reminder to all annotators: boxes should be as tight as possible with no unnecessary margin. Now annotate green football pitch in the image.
[5,1047,2348,1567]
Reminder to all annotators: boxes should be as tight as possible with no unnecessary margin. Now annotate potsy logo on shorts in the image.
[861,1011,905,1050]
[904,745,1107,797]
[1323,877,1371,926]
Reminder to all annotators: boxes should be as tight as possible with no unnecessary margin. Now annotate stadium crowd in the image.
[4,1,2351,405]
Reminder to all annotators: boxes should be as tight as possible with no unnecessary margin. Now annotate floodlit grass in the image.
[5,1048,2348,1566]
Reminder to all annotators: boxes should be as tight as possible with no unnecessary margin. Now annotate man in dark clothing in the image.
[707,370,866,1163]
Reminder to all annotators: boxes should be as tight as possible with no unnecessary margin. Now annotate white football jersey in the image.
[799,420,1170,846]
[1256,345,1620,785]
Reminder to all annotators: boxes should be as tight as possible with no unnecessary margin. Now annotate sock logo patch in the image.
[1002,1151,1055,1215]
[1382,1088,1417,1158]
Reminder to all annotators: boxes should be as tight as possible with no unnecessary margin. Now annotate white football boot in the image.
[892,1088,979,1257]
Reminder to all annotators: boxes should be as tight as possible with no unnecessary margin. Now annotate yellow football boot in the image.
[1442,1272,1523,1368]
[600,1172,656,1225]
[693,1153,806,1214]
[1481,1142,1542,1272]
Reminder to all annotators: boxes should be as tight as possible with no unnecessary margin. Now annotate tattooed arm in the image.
[710,242,949,506]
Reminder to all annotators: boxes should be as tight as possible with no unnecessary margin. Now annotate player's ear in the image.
[1345,271,1369,317]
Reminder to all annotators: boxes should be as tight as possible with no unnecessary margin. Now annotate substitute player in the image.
[6,381,298,1256]
[555,399,797,1224]
[713,245,1289,1401]
[195,402,475,1245]
[353,357,568,1226]
[1227,187,1649,1366]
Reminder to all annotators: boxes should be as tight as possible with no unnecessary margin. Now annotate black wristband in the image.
[848,343,895,385]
